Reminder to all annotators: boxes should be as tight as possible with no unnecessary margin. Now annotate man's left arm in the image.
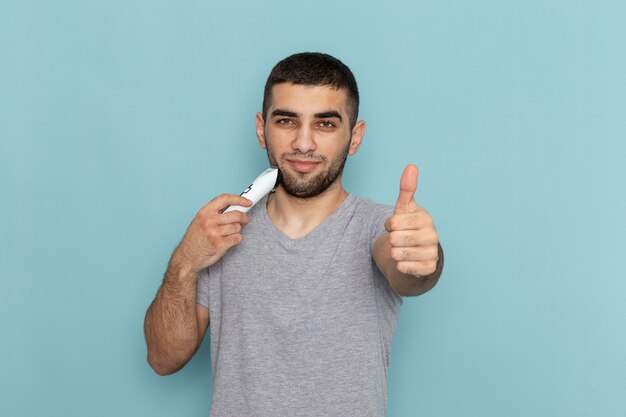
[372,164,444,297]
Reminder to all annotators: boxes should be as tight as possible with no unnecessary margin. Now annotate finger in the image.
[206,194,253,214]
[217,210,250,226]
[218,222,242,237]
[388,229,439,247]
[396,260,438,277]
[385,210,430,232]
[218,233,244,252]
[394,164,419,214]
[390,245,439,262]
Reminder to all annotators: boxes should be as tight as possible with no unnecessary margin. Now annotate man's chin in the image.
[280,181,319,199]
[279,174,337,199]
[282,189,325,200]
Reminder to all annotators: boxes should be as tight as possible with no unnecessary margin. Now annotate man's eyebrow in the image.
[314,111,343,122]
[271,109,298,118]
[270,109,343,123]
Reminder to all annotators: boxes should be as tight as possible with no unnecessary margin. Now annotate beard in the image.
[266,140,351,199]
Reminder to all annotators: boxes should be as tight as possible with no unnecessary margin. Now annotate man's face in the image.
[256,83,364,199]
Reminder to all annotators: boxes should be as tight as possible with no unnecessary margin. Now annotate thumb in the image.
[394,164,419,214]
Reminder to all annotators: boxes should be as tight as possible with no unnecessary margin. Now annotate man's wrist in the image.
[167,248,201,284]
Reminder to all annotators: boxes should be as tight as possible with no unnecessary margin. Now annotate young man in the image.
[144,52,444,417]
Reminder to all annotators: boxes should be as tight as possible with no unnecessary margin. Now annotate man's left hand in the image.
[385,164,440,277]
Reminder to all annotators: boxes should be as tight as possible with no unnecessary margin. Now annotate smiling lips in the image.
[287,159,321,173]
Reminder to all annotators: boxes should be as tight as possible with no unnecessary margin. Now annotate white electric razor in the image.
[223,167,280,213]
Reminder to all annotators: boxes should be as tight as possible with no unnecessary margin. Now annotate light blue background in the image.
[1,1,625,416]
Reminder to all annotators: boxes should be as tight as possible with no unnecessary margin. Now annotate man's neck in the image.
[266,179,349,240]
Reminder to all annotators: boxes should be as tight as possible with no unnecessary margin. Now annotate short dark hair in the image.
[262,52,360,128]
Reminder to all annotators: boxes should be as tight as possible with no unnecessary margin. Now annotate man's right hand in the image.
[175,194,253,273]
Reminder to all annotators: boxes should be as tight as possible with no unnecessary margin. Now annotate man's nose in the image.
[291,125,316,154]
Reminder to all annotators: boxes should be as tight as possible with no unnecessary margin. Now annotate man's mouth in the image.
[286,159,321,173]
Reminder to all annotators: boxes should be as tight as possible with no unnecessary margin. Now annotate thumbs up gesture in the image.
[385,164,440,278]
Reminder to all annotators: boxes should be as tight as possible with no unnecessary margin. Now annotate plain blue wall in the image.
[1,1,625,416]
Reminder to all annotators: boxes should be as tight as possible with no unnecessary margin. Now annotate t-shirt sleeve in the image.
[369,203,394,254]
[196,268,210,308]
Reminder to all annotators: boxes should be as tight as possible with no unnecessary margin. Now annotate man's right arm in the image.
[144,194,251,375]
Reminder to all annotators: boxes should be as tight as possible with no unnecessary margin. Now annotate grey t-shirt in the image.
[197,194,402,417]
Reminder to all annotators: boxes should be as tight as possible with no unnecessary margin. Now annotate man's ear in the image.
[256,112,267,149]
[348,120,366,156]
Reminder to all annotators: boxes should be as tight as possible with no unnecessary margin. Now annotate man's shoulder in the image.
[350,194,393,218]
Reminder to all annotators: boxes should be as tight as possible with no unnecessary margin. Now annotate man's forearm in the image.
[144,193,250,375]
[144,252,201,375]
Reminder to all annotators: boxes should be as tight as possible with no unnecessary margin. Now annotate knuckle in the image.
[198,219,209,233]
[416,210,429,224]
[412,215,424,229]
[220,212,232,223]
[202,214,216,227]
[388,231,401,246]
[210,194,229,208]
[207,236,221,251]
[206,226,220,239]
[425,260,437,273]
[390,247,403,261]
[196,208,208,222]
[397,262,413,275]
[232,234,243,245]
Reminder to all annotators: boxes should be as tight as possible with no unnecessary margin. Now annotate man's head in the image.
[262,52,360,129]
[257,53,365,200]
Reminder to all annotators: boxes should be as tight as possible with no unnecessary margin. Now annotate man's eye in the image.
[277,118,295,125]
[319,121,336,128]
